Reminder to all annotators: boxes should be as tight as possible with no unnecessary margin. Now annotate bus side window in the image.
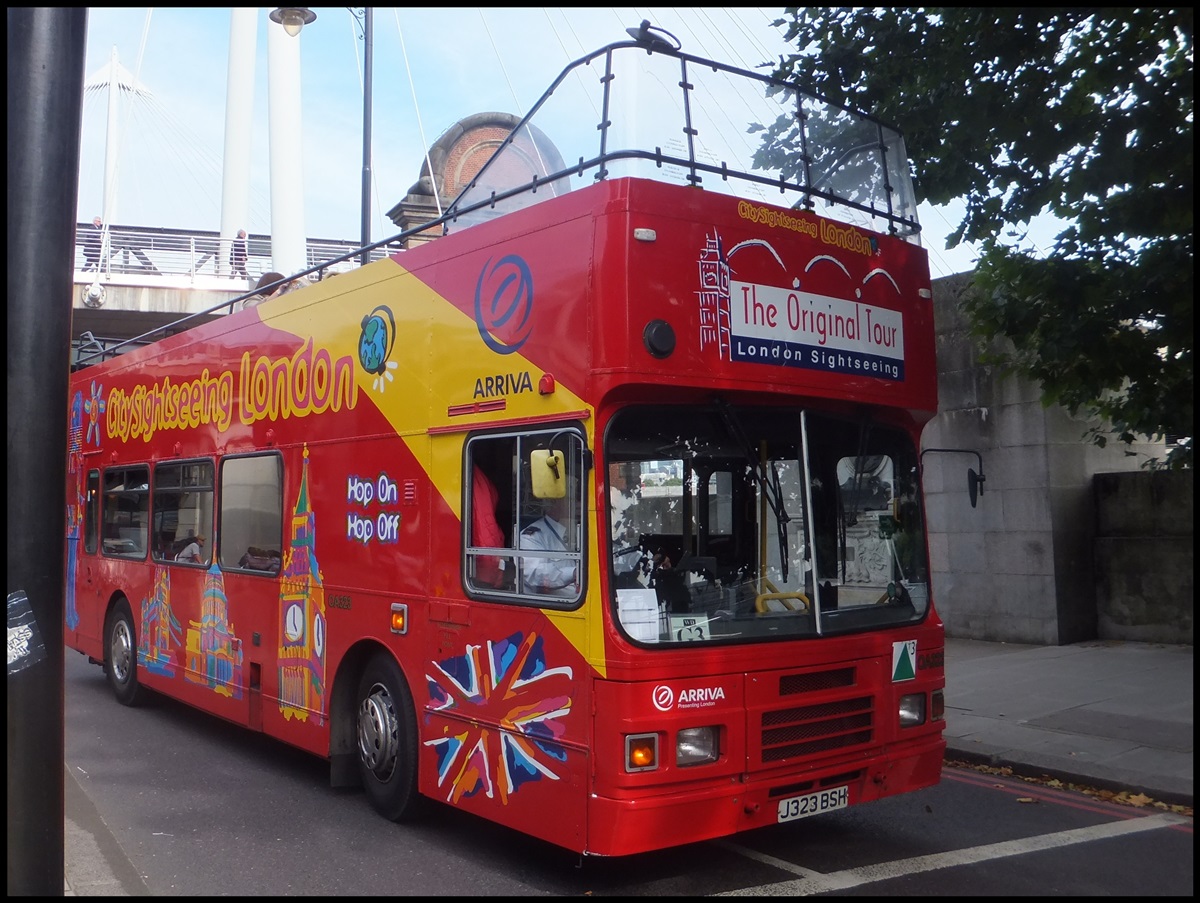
[238,547,282,573]
[219,453,283,574]
[84,469,100,554]
[153,459,215,565]
[464,429,583,601]
[101,464,149,558]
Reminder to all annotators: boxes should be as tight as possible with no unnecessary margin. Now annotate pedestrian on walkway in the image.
[230,228,248,277]
[82,216,103,272]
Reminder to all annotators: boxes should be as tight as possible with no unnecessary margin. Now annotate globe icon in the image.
[359,314,389,374]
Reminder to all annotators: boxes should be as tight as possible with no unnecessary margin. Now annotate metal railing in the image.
[74,224,397,282]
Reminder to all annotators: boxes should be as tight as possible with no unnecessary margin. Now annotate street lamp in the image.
[269,7,315,38]
[271,7,373,267]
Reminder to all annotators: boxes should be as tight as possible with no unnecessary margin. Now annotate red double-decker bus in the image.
[65,27,963,856]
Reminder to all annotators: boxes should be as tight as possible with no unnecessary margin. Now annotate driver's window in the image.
[464,428,585,606]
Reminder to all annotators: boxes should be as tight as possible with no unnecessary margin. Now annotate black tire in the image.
[104,597,146,706]
[355,652,422,821]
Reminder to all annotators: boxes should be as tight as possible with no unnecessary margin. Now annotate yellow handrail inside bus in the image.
[755,591,810,613]
[758,440,768,596]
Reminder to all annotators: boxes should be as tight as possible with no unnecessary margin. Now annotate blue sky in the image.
[78,7,991,278]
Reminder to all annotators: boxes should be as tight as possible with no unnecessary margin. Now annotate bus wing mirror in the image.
[530,449,566,499]
[968,468,985,508]
[920,447,986,508]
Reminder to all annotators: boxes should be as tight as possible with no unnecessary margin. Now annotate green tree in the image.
[768,8,1192,467]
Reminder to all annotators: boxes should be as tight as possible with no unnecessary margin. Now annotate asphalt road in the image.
[62,648,1193,896]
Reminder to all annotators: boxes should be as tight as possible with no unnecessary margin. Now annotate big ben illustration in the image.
[278,446,327,723]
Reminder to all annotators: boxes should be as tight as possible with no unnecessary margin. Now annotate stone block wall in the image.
[1094,470,1193,644]
[923,273,1176,645]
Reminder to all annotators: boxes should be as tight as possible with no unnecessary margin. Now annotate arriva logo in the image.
[652,685,726,711]
[652,685,674,712]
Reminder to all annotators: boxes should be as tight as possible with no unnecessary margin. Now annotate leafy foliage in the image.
[768,8,1193,467]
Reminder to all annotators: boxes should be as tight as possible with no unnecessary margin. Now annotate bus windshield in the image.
[608,404,929,644]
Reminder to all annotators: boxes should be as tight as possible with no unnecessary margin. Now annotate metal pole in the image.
[7,6,88,895]
[360,7,373,266]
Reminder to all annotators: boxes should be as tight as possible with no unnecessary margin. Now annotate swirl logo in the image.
[358,306,398,393]
[475,254,534,354]
[652,685,675,712]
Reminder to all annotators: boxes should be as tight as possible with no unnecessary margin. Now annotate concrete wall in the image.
[923,273,1175,645]
[74,279,243,315]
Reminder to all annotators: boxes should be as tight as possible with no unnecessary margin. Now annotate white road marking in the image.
[714,812,1192,896]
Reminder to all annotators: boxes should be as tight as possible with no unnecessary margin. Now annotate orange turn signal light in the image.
[625,733,658,772]
[390,603,408,635]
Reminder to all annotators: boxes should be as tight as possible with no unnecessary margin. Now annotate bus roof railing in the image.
[442,36,922,240]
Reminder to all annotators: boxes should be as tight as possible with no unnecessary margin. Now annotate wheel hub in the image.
[357,682,399,779]
[110,619,134,683]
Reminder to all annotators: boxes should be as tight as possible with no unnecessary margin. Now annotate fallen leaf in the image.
[1016,797,1038,804]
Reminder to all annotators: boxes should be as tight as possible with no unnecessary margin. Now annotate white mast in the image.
[103,47,120,224]
[266,14,307,276]
[219,8,258,277]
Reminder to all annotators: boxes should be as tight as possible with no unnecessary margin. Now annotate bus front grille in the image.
[753,665,877,766]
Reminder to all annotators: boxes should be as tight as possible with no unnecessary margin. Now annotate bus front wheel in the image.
[104,597,146,706]
[355,653,421,821]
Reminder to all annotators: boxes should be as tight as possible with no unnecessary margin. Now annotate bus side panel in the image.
[64,551,134,662]
[418,607,591,855]
[250,432,433,758]
[148,562,251,727]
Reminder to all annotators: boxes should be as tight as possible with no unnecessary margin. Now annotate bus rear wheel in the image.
[355,653,421,821]
[104,597,146,706]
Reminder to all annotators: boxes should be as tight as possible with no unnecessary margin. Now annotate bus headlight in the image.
[625,733,658,772]
[676,726,719,766]
[898,693,926,727]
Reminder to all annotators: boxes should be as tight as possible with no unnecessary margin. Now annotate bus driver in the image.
[520,492,577,596]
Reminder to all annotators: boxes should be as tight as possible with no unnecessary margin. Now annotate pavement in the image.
[941,637,1193,808]
[62,637,1193,895]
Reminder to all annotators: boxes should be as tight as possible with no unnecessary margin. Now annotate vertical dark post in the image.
[6,7,88,896]
[360,7,373,267]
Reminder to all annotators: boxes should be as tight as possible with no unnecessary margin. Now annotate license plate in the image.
[776,785,849,823]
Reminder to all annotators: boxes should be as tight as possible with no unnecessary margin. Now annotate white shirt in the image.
[177,541,203,563]
[519,515,577,595]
